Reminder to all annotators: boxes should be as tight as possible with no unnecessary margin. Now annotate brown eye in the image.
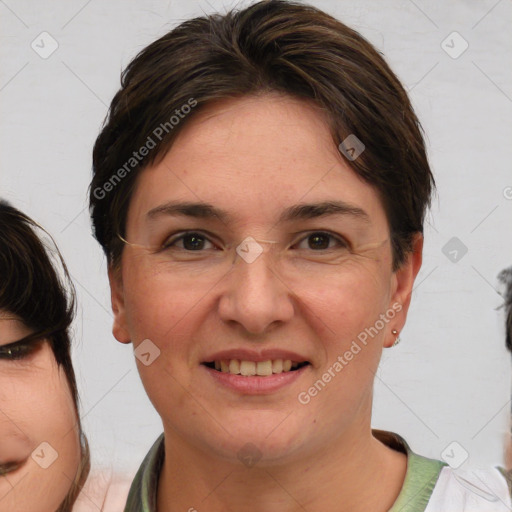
[296,231,348,251]
[308,233,331,250]
[181,233,208,250]
[162,231,216,251]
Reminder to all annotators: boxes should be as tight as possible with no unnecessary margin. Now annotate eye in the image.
[162,231,217,251]
[0,339,40,361]
[294,231,348,251]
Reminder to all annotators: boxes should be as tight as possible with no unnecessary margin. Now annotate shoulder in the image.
[374,430,512,512]
[425,465,512,512]
[72,471,133,512]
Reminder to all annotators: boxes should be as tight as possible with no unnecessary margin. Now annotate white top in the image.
[73,471,132,512]
[426,466,512,511]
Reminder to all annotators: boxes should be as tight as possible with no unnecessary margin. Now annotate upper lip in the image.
[202,349,310,363]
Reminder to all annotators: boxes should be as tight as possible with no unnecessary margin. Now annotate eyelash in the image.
[0,339,40,361]
[161,230,349,252]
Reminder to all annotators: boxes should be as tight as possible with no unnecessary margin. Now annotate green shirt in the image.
[124,429,448,511]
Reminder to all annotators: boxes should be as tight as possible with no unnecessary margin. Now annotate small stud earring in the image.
[391,329,401,347]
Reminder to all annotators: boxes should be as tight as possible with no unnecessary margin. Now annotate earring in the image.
[391,329,401,347]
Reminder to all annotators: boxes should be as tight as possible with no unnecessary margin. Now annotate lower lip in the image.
[202,364,309,394]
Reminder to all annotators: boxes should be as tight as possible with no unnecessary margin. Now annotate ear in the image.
[384,233,423,348]
[108,265,131,344]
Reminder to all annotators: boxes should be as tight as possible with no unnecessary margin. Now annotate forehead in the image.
[127,94,387,230]
[165,93,339,186]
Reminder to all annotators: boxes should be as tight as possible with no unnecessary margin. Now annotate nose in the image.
[217,246,295,335]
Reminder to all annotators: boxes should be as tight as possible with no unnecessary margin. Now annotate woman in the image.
[89,1,511,510]
[0,200,90,511]
[0,201,131,511]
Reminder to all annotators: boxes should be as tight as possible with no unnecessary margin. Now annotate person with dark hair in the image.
[89,1,512,510]
[498,266,512,471]
[499,267,512,354]
[0,200,89,511]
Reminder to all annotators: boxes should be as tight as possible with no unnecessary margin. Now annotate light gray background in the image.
[1,0,511,477]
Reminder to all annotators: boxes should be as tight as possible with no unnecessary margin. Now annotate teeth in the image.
[215,359,303,376]
[240,360,256,376]
[229,359,240,374]
[256,360,273,376]
[272,359,283,373]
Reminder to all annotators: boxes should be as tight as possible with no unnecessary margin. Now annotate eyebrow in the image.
[146,200,370,224]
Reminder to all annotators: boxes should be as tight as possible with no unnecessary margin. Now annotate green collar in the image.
[373,430,447,512]
[124,433,164,512]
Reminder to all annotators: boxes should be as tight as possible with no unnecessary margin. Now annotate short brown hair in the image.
[90,0,435,270]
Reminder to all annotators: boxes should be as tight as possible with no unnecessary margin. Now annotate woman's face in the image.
[0,312,81,511]
[111,94,422,464]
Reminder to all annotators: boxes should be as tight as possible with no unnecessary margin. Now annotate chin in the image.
[206,416,307,466]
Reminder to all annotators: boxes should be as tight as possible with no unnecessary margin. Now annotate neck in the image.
[157,419,407,512]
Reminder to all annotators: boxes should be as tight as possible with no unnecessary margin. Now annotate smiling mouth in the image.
[202,359,310,376]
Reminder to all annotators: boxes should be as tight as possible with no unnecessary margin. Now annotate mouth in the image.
[202,359,311,376]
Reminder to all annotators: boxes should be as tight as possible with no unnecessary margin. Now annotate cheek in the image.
[296,260,392,339]
[0,368,76,441]
[0,364,81,510]
[123,260,205,344]
[122,263,205,406]
[293,262,392,409]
